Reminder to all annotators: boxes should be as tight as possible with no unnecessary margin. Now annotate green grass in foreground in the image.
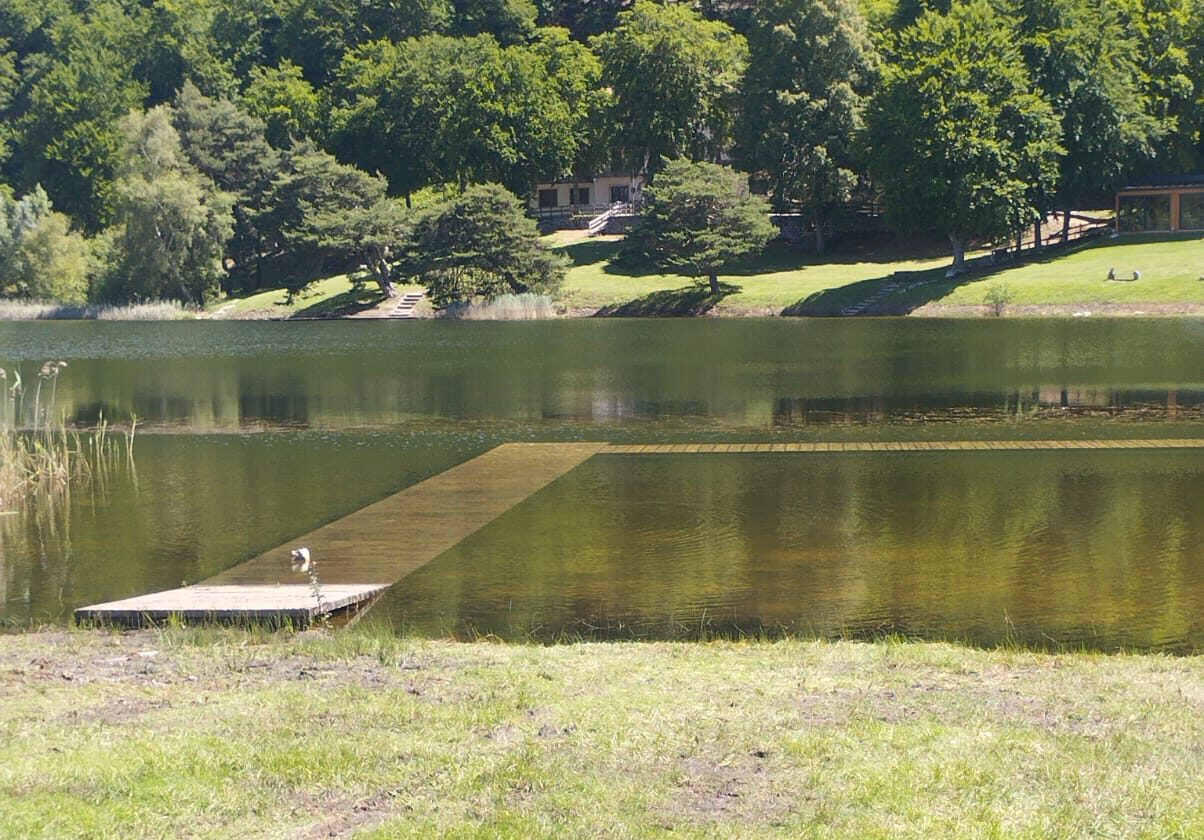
[0,628,1200,838]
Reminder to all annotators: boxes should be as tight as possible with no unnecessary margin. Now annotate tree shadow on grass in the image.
[593,281,741,316]
[558,238,623,268]
[783,235,1129,315]
[291,282,386,318]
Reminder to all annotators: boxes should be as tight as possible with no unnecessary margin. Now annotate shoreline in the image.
[217,300,1204,321]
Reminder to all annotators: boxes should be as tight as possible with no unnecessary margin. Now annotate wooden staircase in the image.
[388,290,425,319]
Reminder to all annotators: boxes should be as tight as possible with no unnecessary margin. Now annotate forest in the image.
[0,0,1201,304]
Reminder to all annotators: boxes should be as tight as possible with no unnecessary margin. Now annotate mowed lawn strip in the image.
[552,232,951,313]
[866,233,1204,313]
[0,629,1200,838]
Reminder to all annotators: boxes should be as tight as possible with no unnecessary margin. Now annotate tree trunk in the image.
[1062,207,1071,243]
[1033,218,1043,249]
[814,213,825,255]
[1015,229,1023,253]
[708,270,720,295]
[948,234,966,271]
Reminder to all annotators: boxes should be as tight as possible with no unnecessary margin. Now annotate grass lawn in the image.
[550,231,952,315]
[1,628,1200,838]
[205,274,398,319]
[202,232,1204,319]
[890,233,1204,312]
[550,230,1204,316]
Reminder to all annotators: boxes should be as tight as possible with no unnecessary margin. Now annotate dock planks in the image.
[74,585,387,628]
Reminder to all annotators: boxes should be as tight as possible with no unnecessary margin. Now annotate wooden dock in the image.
[76,437,1204,627]
[74,585,388,628]
[76,442,605,627]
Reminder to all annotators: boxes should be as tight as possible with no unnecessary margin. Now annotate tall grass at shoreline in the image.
[441,293,557,320]
[0,361,135,513]
[0,300,192,320]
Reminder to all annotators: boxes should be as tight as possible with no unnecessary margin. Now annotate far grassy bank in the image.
[553,230,1204,317]
[0,628,1200,838]
[190,230,1204,320]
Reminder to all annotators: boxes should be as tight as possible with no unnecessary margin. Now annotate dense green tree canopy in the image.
[0,186,90,303]
[1016,0,1155,229]
[0,0,1199,304]
[738,0,878,252]
[593,1,747,174]
[623,158,776,293]
[330,31,597,198]
[866,0,1062,267]
[13,3,148,231]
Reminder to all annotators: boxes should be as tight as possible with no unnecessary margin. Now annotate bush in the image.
[984,281,1014,316]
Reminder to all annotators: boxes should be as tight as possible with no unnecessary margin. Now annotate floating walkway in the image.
[76,442,605,627]
[76,438,1204,627]
[606,439,1204,454]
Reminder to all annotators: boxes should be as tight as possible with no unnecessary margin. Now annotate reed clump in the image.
[440,293,557,320]
[0,300,192,320]
[0,361,136,513]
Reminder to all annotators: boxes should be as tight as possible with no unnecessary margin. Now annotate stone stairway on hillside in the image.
[388,290,425,319]
[841,279,907,315]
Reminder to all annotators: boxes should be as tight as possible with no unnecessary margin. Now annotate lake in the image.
[1,319,1202,650]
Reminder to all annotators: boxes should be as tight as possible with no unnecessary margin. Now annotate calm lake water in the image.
[1,319,1202,650]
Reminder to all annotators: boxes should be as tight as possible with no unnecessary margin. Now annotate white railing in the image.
[587,202,632,236]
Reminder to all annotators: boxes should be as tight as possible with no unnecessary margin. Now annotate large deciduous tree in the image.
[1017,0,1156,239]
[1116,0,1197,171]
[15,3,148,231]
[592,1,748,175]
[276,0,452,84]
[241,61,323,148]
[0,186,90,303]
[737,0,878,253]
[622,158,775,294]
[865,0,1062,270]
[330,32,596,200]
[395,183,566,308]
[106,106,234,303]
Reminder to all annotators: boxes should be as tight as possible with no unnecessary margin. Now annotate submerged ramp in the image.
[208,442,605,586]
[75,437,1204,627]
[76,442,605,626]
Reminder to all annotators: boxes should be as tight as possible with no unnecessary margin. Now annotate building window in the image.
[538,189,559,209]
[610,185,630,204]
[1117,194,1172,232]
[1180,192,1204,230]
[571,187,590,206]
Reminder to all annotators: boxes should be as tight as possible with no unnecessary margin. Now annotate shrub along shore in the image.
[0,627,1199,837]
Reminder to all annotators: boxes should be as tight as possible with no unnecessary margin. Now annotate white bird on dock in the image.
[290,547,312,574]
